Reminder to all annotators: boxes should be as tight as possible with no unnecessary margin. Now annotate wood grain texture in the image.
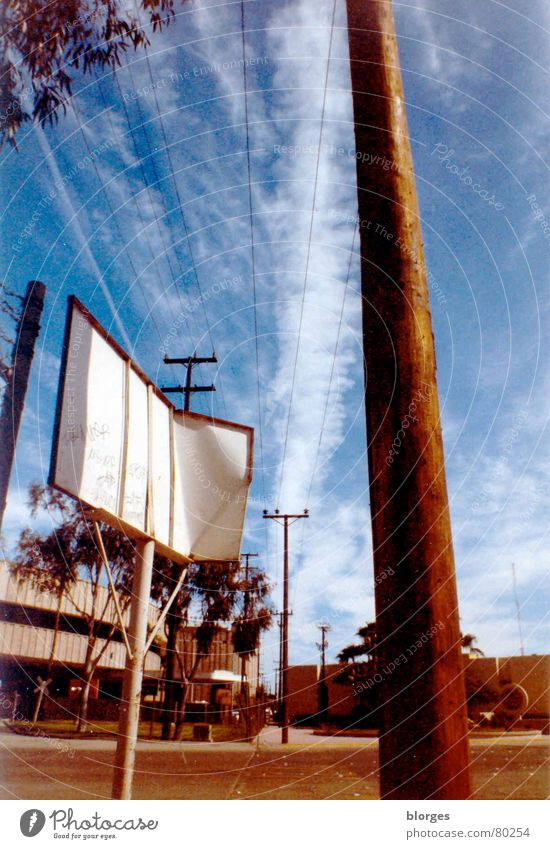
[346,0,472,798]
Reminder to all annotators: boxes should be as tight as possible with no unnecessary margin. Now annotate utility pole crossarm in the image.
[161,352,218,412]
[263,511,309,522]
[163,354,217,365]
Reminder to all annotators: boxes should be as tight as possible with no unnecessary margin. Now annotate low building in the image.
[0,561,259,723]
[0,560,162,720]
[175,625,259,712]
[286,655,550,728]
[287,663,355,724]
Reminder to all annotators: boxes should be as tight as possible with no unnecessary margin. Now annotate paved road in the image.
[0,723,547,800]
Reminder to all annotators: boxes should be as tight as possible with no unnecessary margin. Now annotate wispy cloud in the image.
[2,0,549,677]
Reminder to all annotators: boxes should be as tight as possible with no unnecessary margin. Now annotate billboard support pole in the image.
[112,538,155,800]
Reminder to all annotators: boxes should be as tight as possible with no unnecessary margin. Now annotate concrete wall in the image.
[287,664,319,719]
[464,655,550,718]
[286,664,356,722]
[287,655,550,724]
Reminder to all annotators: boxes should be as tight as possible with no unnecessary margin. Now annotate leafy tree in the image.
[174,561,243,740]
[152,558,272,741]
[0,287,22,385]
[460,633,485,657]
[337,621,378,664]
[11,482,136,730]
[0,0,180,148]
[231,567,272,739]
[335,621,381,727]
[153,558,242,741]
[150,558,191,739]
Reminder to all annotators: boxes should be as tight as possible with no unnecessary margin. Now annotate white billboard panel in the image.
[121,370,148,530]
[172,414,251,560]
[50,298,253,564]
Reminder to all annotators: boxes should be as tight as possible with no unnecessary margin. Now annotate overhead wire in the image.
[69,96,177,373]
[94,85,197,377]
[297,222,359,557]
[240,0,269,558]
[118,65,203,349]
[305,223,358,507]
[125,0,209,385]
[104,74,200,352]
[140,46,228,415]
[277,0,338,505]
[122,60,221,406]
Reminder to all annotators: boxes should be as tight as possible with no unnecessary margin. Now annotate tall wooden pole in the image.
[264,511,308,744]
[240,552,258,740]
[0,280,46,531]
[159,359,216,738]
[345,0,471,798]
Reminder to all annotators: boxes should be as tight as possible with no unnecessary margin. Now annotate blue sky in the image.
[1,0,549,688]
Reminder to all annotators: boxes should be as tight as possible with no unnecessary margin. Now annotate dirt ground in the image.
[0,724,547,800]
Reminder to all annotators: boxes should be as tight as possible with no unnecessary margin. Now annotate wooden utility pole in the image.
[511,563,525,656]
[316,622,331,717]
[263,510,308,743]
[240,552,258,739]
[276,613,284,710]
[162,353,217,411]
[346,0,471,798]
[159,354,217,739]
[0,280,46,531]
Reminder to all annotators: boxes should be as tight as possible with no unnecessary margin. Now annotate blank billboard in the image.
[49,298,253,564]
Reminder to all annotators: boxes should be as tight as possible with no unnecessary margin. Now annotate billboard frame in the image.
[49,296,254,566]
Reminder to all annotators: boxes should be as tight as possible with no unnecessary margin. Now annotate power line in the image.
[125,1,202,342]
[296,224,358,558]
[69,98,172,360]
[118,65,203,348]
[140,47,227,415]
[105,75,200,350]
[93,84,196,384]
[240,0,269,562]
[119,58,219,401]
[241,0,266,504]
[277,0,338,504]
[305,223,358,508]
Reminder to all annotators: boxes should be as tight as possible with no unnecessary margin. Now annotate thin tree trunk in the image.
[76,653,94,733]
[161,592,179,740]
[46,591,63,679]
[173,650,203,741]
[240,655,252,741]
[172,680,189,741]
